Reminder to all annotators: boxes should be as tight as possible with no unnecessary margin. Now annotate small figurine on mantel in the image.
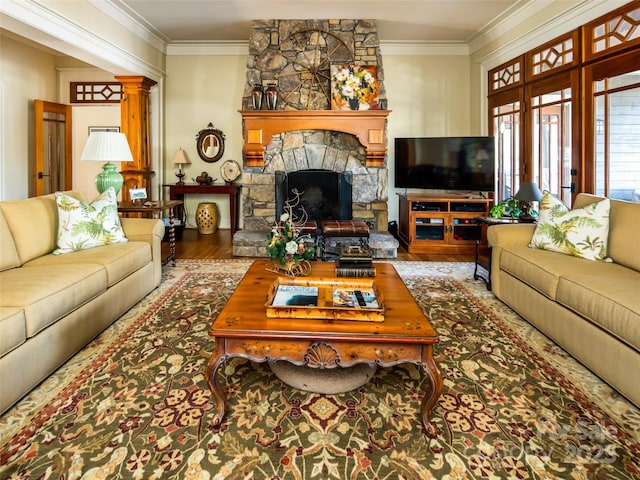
[194,172,216,185]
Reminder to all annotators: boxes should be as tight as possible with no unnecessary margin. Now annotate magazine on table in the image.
[332,289,379,309]
[271,285,319,307]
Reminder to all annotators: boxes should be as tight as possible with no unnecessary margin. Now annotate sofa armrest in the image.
[487,223,536,248]
[121,218,165,286]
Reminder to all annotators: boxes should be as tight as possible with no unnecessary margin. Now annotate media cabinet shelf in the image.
[397,193,492,254]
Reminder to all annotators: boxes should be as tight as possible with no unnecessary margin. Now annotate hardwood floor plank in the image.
[162,228,474,262]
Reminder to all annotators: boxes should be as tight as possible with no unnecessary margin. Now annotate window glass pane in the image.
[594,72,640,201]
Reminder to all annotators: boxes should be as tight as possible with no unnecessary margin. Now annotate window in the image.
[488,2,640,204]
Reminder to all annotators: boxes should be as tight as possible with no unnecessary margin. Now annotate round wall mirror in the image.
[196,123,225,163]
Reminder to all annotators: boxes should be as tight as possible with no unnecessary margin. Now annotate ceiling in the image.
[113,0,527,43]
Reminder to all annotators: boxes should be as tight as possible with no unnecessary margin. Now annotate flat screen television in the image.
[394,136,495,192]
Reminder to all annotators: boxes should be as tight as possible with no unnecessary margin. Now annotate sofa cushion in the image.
[0,264,106,337]
[54,188,127,254]
[0,191,87,264]
[0,210,21,272]
[499,246,614,300]
[529,192,611,262]
[557,268,640,352]
[573,194,640,273]
[0,307,26,357]
[25,242,152,288]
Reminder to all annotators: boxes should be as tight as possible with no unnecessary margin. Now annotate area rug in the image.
[1,260,639,479]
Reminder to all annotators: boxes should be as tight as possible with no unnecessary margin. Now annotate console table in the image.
[164,183,242,233]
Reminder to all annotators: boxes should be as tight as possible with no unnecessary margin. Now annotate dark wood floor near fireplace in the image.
[163,228,474,262]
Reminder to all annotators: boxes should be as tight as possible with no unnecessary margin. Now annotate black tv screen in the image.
[394,137,495,192]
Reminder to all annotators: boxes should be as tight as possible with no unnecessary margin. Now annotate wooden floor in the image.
[164,228,474,262]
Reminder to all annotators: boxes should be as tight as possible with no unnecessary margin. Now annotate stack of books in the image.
[335,245,376,277]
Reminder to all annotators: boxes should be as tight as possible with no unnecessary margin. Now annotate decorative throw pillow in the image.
[528,191,611,261]
[54,187,127,254]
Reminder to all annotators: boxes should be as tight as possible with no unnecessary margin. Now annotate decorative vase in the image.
[348,97,360,110]
[265,83,278,110]
[196,202,219,235]
[251,84,263,110]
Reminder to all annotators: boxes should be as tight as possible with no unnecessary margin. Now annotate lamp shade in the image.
[514,182,543,202]
[81,132,133,163]
[81,132,133,195]
[171,148,190,165]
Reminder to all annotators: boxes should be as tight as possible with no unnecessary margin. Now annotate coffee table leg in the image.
[420,345,443,438]
[205,349,227,426]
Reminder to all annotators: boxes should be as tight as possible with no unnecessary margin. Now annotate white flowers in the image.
[285,241,299,255]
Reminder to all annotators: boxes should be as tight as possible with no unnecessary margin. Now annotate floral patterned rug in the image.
[1,259,639,479]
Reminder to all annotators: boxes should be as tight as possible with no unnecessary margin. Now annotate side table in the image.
[118,200,183,266]
[473,216,521,290]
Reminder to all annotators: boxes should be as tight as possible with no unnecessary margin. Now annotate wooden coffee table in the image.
[205,259,443,437]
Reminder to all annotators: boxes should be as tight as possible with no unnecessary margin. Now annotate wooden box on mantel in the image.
[265,277,384,322]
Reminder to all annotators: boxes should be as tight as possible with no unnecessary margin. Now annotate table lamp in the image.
[172,148,190,185]
[81,131,133,195]
[514,182,543,222]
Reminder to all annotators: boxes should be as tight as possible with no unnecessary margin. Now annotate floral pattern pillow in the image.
[528,191,611,262]
[54,187,127,254]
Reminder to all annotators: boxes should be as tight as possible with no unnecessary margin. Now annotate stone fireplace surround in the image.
[232,128,399,258]
[232,19,398,258]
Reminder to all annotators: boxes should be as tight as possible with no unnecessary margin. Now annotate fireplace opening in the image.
[275,170,353,224]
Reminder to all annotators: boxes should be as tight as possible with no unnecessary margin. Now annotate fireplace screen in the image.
[275,170,353,223]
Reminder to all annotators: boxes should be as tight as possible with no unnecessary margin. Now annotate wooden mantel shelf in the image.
[239,110,391,167]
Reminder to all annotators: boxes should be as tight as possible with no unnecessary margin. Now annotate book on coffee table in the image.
[266,277,384,322]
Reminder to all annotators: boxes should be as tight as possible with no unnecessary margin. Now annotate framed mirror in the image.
[196,123,225,163]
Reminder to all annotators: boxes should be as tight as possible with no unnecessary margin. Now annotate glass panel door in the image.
[530,87,573,206]
[492,102,521,201]
[593,71,640,201]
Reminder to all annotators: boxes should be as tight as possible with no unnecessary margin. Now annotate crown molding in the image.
[166,42,249,56]
[0,0,164,80]
[165,40,469,57]
[92,0,168,53]
[475,0,631,68]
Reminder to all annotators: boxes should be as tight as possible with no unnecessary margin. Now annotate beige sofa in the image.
[0,191,165,414]
[487,193,640,407]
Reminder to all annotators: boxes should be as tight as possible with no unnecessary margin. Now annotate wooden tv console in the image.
[398,193,492,254]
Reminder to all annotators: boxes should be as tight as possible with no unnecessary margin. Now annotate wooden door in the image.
[34,100,72,196]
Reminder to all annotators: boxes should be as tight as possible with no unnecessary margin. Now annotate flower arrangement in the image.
[331,65,379,110]
[266,191,315,267]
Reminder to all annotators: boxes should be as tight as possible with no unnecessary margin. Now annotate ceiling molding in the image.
[0,0,164,80]
[166,40,470,57]
[166,42,249,56]
[92,0,168,53]
[476,0,631,69]
[467,0,552,53]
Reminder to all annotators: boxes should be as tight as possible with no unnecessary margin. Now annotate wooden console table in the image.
[164,183,242,233]
[205,260,443,437]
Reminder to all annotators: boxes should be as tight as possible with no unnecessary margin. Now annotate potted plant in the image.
[490,198,526,219]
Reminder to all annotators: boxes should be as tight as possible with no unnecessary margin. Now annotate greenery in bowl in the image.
[490,198,533,218]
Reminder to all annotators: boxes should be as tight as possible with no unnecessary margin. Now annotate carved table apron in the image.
[205,260,443,437]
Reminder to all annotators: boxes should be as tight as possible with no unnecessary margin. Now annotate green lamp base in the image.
[95,162,123,195]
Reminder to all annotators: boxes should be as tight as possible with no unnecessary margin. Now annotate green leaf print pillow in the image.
[529,192,611,262]
[54,187,127,254]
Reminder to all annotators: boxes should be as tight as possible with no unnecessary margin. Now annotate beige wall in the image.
[0,35,57,200]
[164,54,246,228]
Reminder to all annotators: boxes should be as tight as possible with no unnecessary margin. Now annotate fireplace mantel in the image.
[239,110,391,167]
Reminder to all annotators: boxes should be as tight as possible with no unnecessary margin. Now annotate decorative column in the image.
[115,75,157,201]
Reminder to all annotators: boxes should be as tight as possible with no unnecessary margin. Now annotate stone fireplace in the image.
[232,19,398,258]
